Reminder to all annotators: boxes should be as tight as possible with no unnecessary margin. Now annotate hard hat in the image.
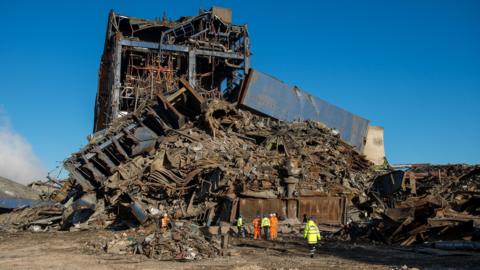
[163,213,168,217]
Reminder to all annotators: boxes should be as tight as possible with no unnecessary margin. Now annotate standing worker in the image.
[161,213,170,230]
[269,213,278,240]
[236,215,245,238]
[252,215,261,240]
[261,214,271,240]
[304,217,321,257]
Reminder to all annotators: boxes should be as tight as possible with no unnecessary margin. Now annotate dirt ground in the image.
[0,231,478,270]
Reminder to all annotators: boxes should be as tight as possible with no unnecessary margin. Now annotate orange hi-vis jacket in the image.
[161,216,170,228]
[270,216,278,228]
[253,217,261,229]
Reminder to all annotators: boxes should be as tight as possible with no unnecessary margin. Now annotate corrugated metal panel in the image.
[238,197,346,225]
[298,197,345,225]
[239,198,287,222]
[238,69,370,152]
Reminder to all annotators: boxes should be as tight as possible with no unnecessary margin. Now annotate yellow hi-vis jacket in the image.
[261,217,270,227]
[304,220,321,244]
[237,217,243,227]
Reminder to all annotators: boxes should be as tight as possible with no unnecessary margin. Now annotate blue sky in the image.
[0,0,479,178]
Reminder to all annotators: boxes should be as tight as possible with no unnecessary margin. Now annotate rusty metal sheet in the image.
[286,199,297,219]
[298,197,345,225]
[238,70,370,152]
[238,198,287,222]
[211,6,232,23]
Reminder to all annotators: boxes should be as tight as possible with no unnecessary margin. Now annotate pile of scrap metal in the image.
[0,7,400,258]
[87,221,220,260]
[357,164,480,246]
[58,6,376,236]
[0,176,68,232]
[0,94,370,258]
[63,99,372,231]
[0,204,63,232]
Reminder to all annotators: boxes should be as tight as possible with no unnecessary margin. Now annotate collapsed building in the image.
[2,7,478,260]
[62,7,381,229]
[93,7,250,132]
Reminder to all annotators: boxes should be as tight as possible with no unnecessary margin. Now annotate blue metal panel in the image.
[0,198,52,209]
[239,70,369,152]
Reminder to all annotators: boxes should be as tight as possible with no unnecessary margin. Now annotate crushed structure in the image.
[66,99,372,228]
[62,7,376,232]
[361,164,480,246]
[1,6,478,261]
[93,8,249,132]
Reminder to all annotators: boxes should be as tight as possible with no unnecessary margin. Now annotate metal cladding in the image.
[0,176,45,211]
[237,70,370,152]
[0,198,44,210]
[238,197,347,226]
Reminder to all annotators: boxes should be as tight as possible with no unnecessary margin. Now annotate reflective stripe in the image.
[304,221,321,244]
[308,225,319,233]
[161,217,169,227]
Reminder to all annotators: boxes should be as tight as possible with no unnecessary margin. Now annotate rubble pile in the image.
[0,98,373,259]
[1,7,478,262]
[362,164,480,246]
[139,221,219,260]
[57,7,374,240]
[69,100,372,228]
[88,221,219,260]
[0,204,63,232]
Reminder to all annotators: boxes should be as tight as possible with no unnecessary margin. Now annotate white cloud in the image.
[0,108,46,185]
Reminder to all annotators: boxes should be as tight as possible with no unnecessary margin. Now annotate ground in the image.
[0,231,478,270]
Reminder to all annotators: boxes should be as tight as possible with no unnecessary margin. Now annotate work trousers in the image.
[270,226,277,240]
[263,227,270,240]
[254,228,261,240]
[308,243,317,257]
[237,226,245,238]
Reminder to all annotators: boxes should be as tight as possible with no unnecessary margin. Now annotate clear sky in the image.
[0,0,479,181]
